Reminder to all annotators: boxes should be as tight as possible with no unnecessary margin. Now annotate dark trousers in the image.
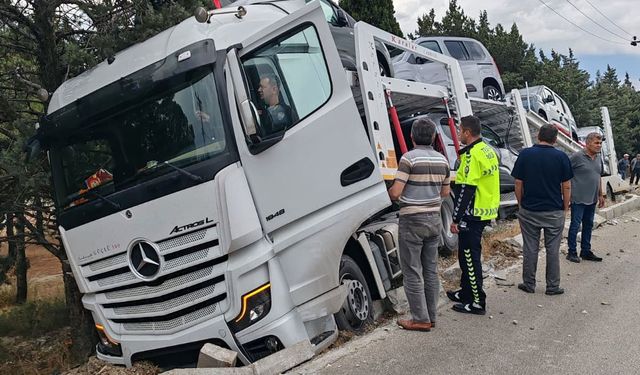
[458,220,489,306]
[568,203,596,257]
[631,170,640,185]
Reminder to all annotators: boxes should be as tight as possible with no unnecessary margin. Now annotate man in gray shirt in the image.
[567,132,606,263]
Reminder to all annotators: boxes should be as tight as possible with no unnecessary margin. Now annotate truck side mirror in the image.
[415,56,429,65]
[24,137,42,163]
[335,9,348,27]
[543,95,554,103]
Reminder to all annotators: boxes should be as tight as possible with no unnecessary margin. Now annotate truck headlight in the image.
[95,323,122,357]
[229,283,271,333]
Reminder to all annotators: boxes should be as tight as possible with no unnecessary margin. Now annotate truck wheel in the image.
[607,183,615,202]
[335,255,373,332]
[439,196,458,257]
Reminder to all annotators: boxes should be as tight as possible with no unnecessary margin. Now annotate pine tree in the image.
[339,0,403,36]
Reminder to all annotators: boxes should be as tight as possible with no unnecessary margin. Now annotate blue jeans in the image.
[567,203,596,256]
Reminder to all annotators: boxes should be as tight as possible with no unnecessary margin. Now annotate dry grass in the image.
[0,328,72,375]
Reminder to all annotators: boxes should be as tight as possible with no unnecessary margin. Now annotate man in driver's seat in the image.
[257,74,292,135]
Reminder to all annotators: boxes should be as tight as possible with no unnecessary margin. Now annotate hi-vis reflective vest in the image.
[456,140,500,220]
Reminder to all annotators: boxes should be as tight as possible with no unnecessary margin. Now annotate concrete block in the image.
[599,195,640,220]
[250,341,315,375]
[198,343,238,368]
[382,287,409,315]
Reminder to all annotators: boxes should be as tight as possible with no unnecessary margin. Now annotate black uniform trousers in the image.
[458,219,490,306]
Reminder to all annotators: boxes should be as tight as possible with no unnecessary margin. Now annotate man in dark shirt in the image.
[511,125,573,295]
[257,74,292,135]
[567,132,606,263]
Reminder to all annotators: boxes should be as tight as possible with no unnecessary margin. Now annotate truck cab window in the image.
[242,25,331,139]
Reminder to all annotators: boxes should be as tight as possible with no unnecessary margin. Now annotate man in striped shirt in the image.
[388,118,451,332]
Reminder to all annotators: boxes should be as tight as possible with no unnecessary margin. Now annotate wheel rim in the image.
[340,277,369,326]
[486,87,501,101]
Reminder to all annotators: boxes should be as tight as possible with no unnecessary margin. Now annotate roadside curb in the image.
[598,195,640,221]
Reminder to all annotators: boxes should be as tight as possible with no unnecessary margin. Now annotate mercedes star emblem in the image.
[128,240,161,280]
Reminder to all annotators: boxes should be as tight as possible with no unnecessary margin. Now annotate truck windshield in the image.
[52,68,227,209]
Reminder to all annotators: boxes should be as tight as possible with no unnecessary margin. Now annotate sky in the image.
[392,0,640,86]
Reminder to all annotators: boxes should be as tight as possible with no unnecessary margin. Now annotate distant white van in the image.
[392,36,505,100]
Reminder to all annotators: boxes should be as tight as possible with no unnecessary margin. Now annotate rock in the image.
[537,304,543,308]
[606,253,611,256]
[567,273,572,276]
[250,341,315,375]
[607,220,619,226]
[442,264,462,283]
[384,287,409,315]
[495,279,515,287]
[581,310,588,314]
[489,315,494,319]
[601,301,610,306]
[197,343,238,368]
[632,217,640,223]
[529,327,535,330]
[512,320,518,325]
[620,249,625,253]
[484,226,495,233]
[624,220,630,223]
[492,269,508,281]
[506,234,524,249]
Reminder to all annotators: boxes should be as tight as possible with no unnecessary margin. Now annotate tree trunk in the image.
[0,213,16,285]
[35,196,44,233]
[61,245,98,364]
[14,215,27,304]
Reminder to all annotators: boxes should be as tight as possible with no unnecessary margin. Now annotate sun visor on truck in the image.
[37,39,218,143]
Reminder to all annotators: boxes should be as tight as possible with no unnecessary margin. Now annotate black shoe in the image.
[517,283,535,293]
[566,254,581,263]
[545,288,565,295]
[581,252,603,262]
[446,290,462,303]
[452,302,486,315]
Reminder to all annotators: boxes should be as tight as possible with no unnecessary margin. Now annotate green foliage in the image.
[412,0,640,156]
[339,0,403,36]
[0,299,68,337]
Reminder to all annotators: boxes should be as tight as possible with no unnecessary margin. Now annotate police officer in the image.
[446,115,500,315]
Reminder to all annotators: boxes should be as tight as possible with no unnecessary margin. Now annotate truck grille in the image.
[80,226,228,334]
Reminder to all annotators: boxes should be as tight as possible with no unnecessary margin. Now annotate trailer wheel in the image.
[335,255,373,332]
[439,196,458,257]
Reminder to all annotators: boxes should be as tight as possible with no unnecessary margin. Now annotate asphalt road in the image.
[294,210,640,375]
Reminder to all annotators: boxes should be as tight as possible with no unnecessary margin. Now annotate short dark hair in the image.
[460,116,481,136]
[411,118,436,146]
[538,124,558,143]
[262,74,281,89]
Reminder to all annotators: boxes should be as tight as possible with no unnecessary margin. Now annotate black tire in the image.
[334,255,374,332]
[483,85,502,101]
[378,61,390,77]
[439,196,458,257]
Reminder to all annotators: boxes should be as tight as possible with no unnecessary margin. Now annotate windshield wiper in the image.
[163,161,203,182]
[65,188,121,210]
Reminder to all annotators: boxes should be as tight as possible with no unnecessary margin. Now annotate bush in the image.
[0,299,68,337]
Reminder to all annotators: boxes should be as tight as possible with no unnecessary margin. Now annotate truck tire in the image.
[439,196,458,257]
[335,255,373,332]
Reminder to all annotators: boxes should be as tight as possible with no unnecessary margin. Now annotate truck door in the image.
[227,0,388,259]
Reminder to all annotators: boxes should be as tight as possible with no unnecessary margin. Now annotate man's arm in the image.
[514,179,523,206]
[562,180,571,211]
[441,184,451,198]
[388,180,406,201]
[598,177,605,208]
